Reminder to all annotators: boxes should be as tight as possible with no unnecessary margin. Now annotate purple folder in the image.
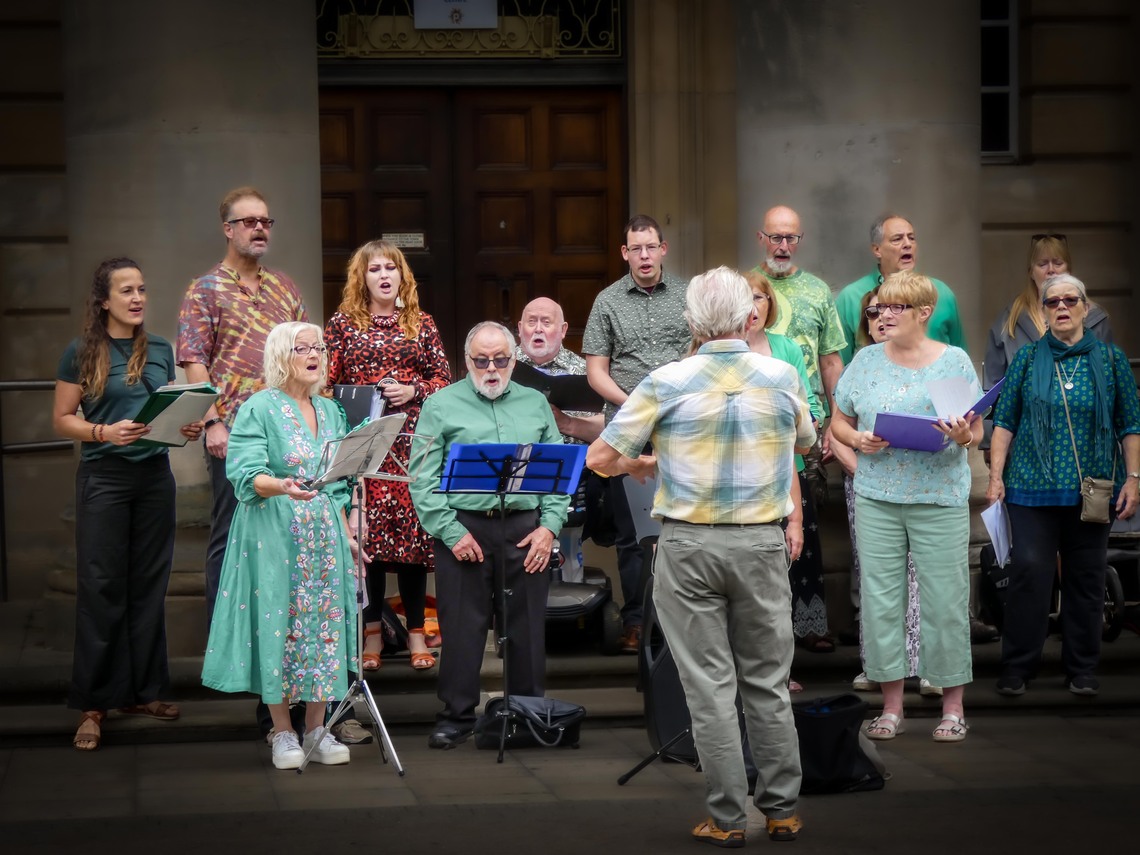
[872,377,1005,453]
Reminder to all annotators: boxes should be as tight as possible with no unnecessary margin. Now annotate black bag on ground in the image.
[978,542,1010,632]
[792,693,885,794]
[474,696,586,750]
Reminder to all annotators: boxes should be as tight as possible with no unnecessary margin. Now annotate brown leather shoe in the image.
[620,624,642,654]
[766,814,803,842]
[691,819,745,848]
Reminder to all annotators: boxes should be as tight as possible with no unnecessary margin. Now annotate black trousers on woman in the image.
[69,455,175,711]
[1002,502,1112,681]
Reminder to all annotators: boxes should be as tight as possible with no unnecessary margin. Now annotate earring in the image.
[395,296,405,308]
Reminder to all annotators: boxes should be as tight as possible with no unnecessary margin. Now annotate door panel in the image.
[320,86,624,363]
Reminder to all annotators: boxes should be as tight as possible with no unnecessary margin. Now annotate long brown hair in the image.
[1006,235,1072,340]
[76,257,149,400]
[337,240,422,340]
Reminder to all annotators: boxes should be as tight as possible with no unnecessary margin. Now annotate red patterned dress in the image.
[324,311,451,566]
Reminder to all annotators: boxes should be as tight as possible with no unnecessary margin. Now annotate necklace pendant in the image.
[1064,381,1074,390]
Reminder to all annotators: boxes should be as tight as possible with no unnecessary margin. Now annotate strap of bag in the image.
[1056,364,1084,483]
[1057,363,1117,483]
[110,339,157,394]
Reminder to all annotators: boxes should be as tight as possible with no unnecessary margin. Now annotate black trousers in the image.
[433,510,550,726]
[69,455,175,711]
[609,474,645,628]
[1002,502,1112,680]
[204,448,238,629]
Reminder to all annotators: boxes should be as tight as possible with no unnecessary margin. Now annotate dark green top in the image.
[57,335,176,462]
[410,376,571,549]
[992,337,1140,506]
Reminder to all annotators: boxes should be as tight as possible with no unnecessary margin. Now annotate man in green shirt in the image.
[411,322,570,750]
[834,214,967,366]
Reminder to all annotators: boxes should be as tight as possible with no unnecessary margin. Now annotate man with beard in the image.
[753,204,846,656]
[410,322,570,750]
[177,186,308,629]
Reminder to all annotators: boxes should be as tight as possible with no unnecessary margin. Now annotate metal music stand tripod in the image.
[295,413,417,775]
[439,442,586,763]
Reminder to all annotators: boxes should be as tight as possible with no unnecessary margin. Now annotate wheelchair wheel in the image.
[1103,564,1125,643]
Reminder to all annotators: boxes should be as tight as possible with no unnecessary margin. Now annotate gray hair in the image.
[870,212,908,245]
[263,321,327,394]
[684,266,754,342]
[1041,273,1088,303]
[464,321,517,356]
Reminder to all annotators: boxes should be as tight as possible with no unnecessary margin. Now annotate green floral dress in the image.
[202,389,358,704]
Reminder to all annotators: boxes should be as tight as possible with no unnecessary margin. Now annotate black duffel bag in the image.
[792,693,886,794]
[474,695,586,750]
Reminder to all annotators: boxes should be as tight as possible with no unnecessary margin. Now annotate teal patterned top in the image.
[834,343,978,508]
[992,338,1140,506]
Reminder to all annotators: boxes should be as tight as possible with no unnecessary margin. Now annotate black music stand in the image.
[438,442,586,762]
[295,413,411,775]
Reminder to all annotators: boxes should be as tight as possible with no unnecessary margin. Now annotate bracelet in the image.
[91,424,99,442]
[98,424,105,442]
[1127,472,1140,480]
[958,436,973,448]
[204,417,224,430]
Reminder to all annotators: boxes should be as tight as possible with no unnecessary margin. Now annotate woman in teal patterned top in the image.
[832,271,982,744]
[986,274,1140,697]
[201,322,362,770]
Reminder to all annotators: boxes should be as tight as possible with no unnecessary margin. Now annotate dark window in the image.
[981,0,1018,161]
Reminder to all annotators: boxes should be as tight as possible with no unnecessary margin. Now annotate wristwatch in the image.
[1127,471,1140,480]
[204,417,224,430]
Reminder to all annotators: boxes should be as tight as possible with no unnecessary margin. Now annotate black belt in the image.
[663,517,782,528]
[460,507,535,520]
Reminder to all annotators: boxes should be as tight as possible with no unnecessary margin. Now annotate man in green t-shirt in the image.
[834,214,967,366]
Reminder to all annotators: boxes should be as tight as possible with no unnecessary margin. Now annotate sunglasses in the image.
[1042,295,1082,310]
[469,355,512,369]
[864,303,912,319]
[226,217,276,229]
[1031,233,1066,243]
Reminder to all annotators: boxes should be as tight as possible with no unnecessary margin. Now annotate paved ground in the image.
[3,599,1140,852]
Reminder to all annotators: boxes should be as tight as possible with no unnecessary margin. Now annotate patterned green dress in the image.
[202,389,359,704]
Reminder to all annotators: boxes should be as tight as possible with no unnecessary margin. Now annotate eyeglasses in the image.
[226,217,275,229]
[864,303,912,318]
[625,243,662,256]
[292,344,327,355]
[1042,295,1082,310]
[1031,233,1066,243]
[469,355,512,369]
[760,231,802,246]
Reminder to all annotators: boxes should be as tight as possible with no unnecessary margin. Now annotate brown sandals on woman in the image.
[408,628,436,670]
[73,710,105,751]
[119,701,180,720]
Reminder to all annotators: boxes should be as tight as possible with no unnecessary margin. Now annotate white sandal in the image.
[932,713,968,743]
[866,712,905,740]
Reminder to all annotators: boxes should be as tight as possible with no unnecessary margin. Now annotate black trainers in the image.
[1067,675,1099,696]
[428,723,473,750]
[995,675,1026,696]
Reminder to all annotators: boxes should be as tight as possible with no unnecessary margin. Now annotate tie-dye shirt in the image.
[176,264,308,424]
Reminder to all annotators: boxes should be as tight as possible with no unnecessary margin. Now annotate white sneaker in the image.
[271,730,304,770]
[304,727,351,765]
[919,678,944,697]
[852,672,878,692]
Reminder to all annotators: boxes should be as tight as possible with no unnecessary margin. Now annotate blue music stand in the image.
[437,442,585,762]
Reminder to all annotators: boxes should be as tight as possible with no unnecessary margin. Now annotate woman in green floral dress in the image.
[202,321,361,770]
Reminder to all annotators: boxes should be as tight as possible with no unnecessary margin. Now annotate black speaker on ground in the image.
[640,566,757,789]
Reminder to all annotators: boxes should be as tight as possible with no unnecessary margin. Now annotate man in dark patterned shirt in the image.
[176,186,308,629]
[582,215,690,653]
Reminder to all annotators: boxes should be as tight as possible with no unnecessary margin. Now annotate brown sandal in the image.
[119,701,180,720]
[408,628,436,670]
[73,710,104,751]
[362,626,383,671]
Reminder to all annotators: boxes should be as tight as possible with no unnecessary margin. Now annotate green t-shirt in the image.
[835,270,967,365]
[57,335,176,462]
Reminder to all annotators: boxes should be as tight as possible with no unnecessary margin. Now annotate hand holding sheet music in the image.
[132,382,219,447]
[298,412,408,491]
[871,377,1004,452]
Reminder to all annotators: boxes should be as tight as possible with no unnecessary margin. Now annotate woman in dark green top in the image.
[52,258,204,750]
[987,274,1140,697]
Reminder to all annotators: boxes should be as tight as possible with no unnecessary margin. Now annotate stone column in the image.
[59,0,322,654]
[734,0,982,347]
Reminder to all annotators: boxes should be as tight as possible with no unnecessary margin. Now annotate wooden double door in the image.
[319,86,627,365]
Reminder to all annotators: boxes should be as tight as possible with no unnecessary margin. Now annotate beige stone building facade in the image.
[1,1,1136,649]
